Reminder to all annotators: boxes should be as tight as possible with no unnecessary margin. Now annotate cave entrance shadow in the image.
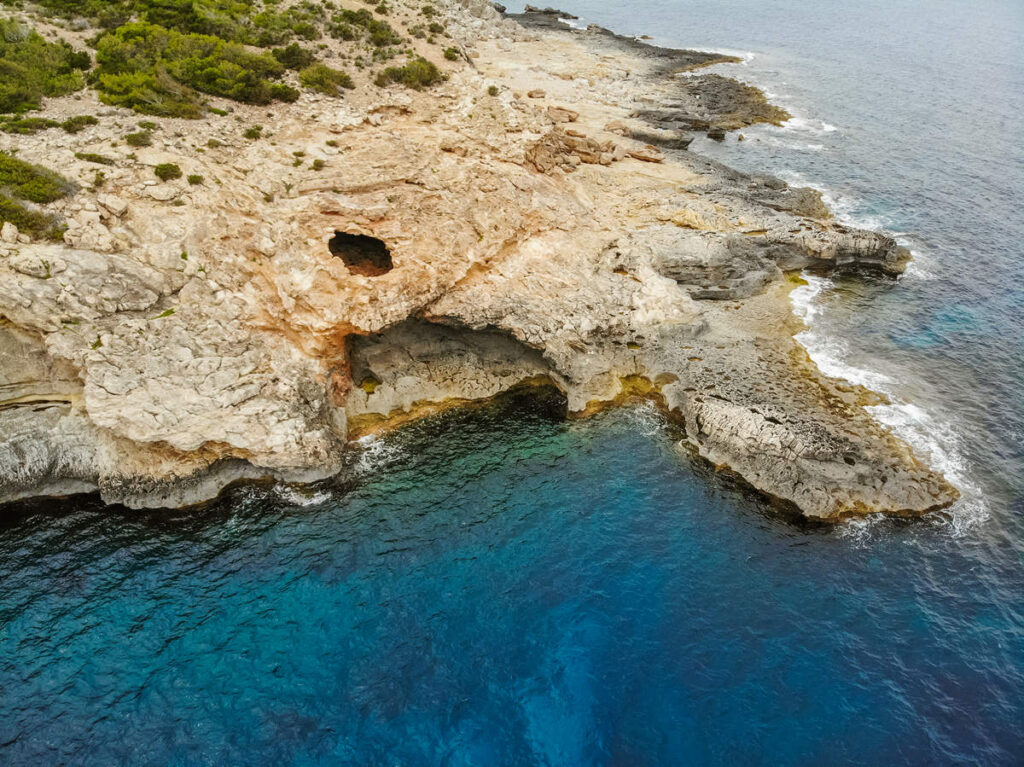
[329,232,393,276]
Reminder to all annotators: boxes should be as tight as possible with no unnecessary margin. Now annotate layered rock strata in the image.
[0,1,958,519]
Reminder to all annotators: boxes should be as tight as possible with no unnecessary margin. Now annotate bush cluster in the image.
[125,130,153,146]
[1,1,453,117]
[19,0,327,46]
[299,63,354,94]
[61,115,99,133]
[0,194,63,240]
[154,162,182,181]
[272,42,315,70]
[75,152,117,165]
[1,117,62,134]
[0,152,75,240]
[0,19,90,114]
[0,152,76,203]
[94,22,293,117]
[374,57,442,90]
[328,8,401,47]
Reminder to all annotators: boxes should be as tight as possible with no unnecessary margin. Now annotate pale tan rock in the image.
[97,194,129,217]
[547,105,579,123]
[0,0,955,521]
[147,186,179,202]
[628,145,665,163]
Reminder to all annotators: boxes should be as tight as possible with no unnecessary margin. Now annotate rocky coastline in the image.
[0,0,959,519]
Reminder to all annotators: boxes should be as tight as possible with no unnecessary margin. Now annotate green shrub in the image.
[270,83,300,102]
[243,125,262,139]
[138,120,159,130]
[374,58,442,89]
[94,22,291,117]
[0,194,65,240]
[487,84,499,96]
[61,115,99,134]
[0,152,77,203]
[427,22,444,34]
[299,63,354,94]
[92,170,106,189]
[272,43,315,70]
[187,173,203,185]
[0,19,89,114]
[75,152,116,165]
[312,158,325,170]
[154,162,182,181]
[1,117,61,134]
[443,47,459,61]
[125,130,153,146]
[207,137,224,147]
[209,107,229,116]
[328,9,401,47]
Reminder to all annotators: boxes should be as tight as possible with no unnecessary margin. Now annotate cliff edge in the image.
[0,0,958,519]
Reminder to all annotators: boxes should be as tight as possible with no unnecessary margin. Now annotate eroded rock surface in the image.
[0,0,957,519]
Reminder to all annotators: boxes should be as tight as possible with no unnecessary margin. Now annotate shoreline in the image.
[0,0,959,520]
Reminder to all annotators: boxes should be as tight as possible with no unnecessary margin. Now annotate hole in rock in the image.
[329,232,393,276]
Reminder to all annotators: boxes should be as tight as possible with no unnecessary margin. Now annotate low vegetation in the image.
[1,117,61,134]
[299,63,354,94]
[154,162,182,181]
[1,0,450,118]
[272,42,315,70]
[0,18,90,114]
[94,22,292,117]
[327,8,402,47]
[0,151,76,203]
[125,130,153,146]
[75,152,116,165]
[0,152,75,239]
[374,57,442,89]
[0,194,63,239]
[61,115,99,134]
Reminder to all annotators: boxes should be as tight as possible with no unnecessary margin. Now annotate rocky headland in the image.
[0,0,959,520]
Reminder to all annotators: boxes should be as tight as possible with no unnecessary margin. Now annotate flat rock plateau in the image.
[0,0,959,520]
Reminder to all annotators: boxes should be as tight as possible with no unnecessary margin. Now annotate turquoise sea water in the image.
[2,1,1023,764]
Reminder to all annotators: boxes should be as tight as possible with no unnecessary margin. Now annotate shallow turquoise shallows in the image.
[2,0,1023,764]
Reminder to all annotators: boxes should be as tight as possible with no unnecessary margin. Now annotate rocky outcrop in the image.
[0,0,958,520]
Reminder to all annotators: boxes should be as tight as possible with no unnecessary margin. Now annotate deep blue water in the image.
[3,1,1024,764]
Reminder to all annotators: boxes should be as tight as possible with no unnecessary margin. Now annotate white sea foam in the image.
[779,115,839,135]
[626,400,667,437]
[559,16,588,30]
[792,276,989,537]
[275,485,333,507]
[354,433,405,475]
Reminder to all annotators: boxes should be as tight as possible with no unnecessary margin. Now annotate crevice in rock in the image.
[329,232,393,276]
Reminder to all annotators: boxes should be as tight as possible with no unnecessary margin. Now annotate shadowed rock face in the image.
[0,0,958,520]
[345,318,558,434]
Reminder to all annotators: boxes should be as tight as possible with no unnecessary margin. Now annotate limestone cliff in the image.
[0,1,958,519]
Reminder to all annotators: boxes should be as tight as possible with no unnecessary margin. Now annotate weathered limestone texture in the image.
[0,2,957,519]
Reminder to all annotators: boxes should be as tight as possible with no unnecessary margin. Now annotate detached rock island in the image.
[0,0,959,520]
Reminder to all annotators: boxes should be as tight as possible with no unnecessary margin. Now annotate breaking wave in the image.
[791,276,989,536]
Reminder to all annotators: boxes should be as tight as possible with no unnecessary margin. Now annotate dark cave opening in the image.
[329,232,393,276]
